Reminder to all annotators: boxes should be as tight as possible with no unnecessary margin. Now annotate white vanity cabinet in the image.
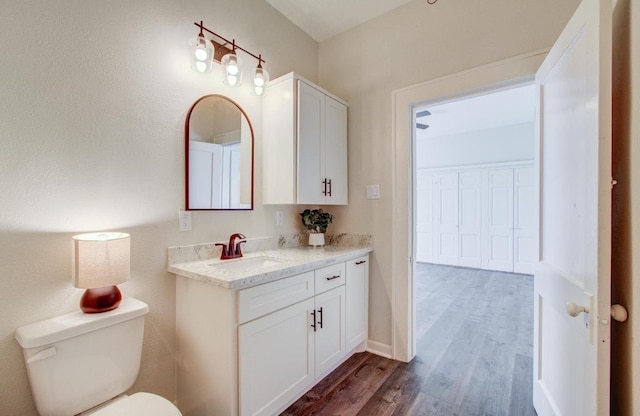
[175,254,368,416]
[263,72,348,205]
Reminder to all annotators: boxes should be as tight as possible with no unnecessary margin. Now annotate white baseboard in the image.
[366,340,392,359]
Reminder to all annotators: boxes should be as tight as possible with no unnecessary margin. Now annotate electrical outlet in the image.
[179,210,192,231]
[276,210,284,226]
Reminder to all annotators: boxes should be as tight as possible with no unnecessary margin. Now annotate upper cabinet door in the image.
[298,81,325,204]
[323,95,348,205]
[263,73,348,205]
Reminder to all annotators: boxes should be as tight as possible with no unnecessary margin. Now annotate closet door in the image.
[484,169,514,272]
[415,171,433,263]
[513,166,537,274]
[433,172,459,266]
[458,171,483,268]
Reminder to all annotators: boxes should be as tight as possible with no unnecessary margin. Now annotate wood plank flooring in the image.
[281,264,536,416]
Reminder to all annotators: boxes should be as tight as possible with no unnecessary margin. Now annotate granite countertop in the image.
[167,234,372,290]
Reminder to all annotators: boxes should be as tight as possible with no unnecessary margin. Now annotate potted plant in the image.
[300,208,334,247]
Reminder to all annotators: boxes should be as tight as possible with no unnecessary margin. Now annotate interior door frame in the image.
[391,50,547,362]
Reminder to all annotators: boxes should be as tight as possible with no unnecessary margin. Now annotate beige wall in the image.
[318,0,580,354]
[0,1,317,415]
[612,1,639,415]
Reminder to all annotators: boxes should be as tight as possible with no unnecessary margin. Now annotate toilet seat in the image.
[87,392,181,416]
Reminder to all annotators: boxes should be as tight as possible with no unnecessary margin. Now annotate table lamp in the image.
[72,232,130,313]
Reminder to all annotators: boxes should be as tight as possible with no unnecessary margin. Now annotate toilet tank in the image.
[15,298,149,416]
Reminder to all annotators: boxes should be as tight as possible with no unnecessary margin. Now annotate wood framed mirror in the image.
[185,95,254,210]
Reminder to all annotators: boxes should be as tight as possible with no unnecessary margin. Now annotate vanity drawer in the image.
[238,271,315,324]
[314,263,346,294]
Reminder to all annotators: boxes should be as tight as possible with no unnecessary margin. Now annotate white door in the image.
[513,166,537,274]
[346,255,369,351]
[458,171,483,268]
[533,0,612,415]
[485,169,514,272]
[434,172,459,265]
[415,171,434,263]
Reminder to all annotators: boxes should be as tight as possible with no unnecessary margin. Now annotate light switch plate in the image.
[366,184,381,199]
[276,210,284,226]
[179,210,192,231]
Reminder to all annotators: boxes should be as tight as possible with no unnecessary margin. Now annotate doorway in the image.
[414,84,537,273]
[391,50,546,363]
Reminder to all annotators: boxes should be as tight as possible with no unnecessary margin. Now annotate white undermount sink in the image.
[209,255,288,272]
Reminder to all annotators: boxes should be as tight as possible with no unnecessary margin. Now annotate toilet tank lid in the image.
[15,298,149,349]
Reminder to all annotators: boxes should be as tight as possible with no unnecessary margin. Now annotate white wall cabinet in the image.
[416,163,536,273]
[175,254,369,416]
[263,72,348,205]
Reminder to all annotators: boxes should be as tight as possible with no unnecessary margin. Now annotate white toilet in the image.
[15,298,181,416]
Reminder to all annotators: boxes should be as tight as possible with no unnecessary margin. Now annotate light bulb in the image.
[253,64,269,96]
[189,33,213,73]
[194,47,208,61]
[227,74,238,86]
[221,52,243,87]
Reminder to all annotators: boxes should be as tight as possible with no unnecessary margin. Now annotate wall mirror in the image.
[185,95,254,210]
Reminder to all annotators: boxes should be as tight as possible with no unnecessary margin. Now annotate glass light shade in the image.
[189,34,214,73]
[253,66,269,96]
[221,52,243,87]
[72,232,130,289]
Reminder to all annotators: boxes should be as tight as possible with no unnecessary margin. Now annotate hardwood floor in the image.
[282,263,536,416]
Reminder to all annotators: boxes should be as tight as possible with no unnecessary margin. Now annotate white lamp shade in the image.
[72,232,130,289]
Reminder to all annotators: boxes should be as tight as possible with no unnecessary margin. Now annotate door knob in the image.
[566,302,589,317]
[567,302,628,322]
[610,304,628,322]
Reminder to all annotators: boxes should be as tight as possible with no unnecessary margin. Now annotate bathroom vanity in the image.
[168,238,371,416]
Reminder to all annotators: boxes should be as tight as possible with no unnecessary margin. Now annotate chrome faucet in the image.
[216,233,246,260]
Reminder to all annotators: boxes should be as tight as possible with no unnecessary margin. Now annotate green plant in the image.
[300,209,334,233]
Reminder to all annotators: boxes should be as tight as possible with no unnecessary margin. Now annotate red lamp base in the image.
[80,286,122,313]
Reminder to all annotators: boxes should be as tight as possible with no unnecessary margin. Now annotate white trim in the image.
[417,159,534,174]
[391,49,548,362]
[365,340,393,359]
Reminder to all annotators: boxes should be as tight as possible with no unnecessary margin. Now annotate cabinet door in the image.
[297,81,324,204]
[323,96,348,205]
[345,256,369,351]
[239,298,315,416]
[314,286,346,377]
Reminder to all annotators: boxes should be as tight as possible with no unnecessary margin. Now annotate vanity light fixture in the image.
[191,21,268,96]
[72,232,130,313]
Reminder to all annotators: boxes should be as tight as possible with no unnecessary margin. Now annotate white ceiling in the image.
[264,0,416,42]
[416,85,537,138]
